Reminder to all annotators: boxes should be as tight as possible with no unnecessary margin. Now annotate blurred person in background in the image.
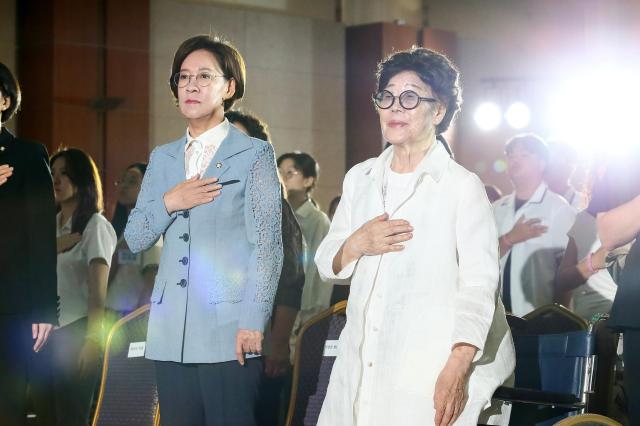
[493,134,576,316]
[545,140,588,210]
[105,162,161,324]
[50,148,117,425]
[276,152,332,352]
[227,109,305,426]
[592,145,640,424]
[555,159,617,320]
[484,184,502,203]
[327,195,351,305]
[0,62,58,426]
[124,35,282,426]
[315,47,514,426]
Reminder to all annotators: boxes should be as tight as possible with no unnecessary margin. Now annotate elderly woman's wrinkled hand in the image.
[433,344,476,425]
[346,213,413,258]
[235,329,264,366]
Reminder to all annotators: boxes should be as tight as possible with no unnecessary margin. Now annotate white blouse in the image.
[56,212,117,327]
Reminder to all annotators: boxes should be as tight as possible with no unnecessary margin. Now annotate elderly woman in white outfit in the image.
[315,47,515,426]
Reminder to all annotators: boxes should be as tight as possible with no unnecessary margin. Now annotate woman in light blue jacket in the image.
[124,35,282,426]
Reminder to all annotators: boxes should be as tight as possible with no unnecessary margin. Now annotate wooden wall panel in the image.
[345,23,420,169]
[18,0,150,215]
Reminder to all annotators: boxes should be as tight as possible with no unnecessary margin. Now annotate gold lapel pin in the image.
[216,162,222,168]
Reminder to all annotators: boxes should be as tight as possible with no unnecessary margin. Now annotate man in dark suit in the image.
[0,62,58,425]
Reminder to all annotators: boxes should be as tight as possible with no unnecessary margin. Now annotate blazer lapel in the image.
[202,126,253,181]
[163,136,188,184]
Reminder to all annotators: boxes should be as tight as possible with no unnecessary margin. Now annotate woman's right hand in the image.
[163,176,222,214]
[57,233,82,253]
[0,164,13,185]
[507,215,547,244]
[343,213,413,260]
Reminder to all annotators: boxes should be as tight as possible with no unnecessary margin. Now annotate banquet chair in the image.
[92,305,160,426]
[286,301,347,426]
[493,305,603,426]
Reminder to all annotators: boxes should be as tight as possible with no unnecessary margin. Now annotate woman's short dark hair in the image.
[376,47,462,135]
[0,62,21,124]
[50,148,103,234]
[111,162,147,239]
[169,35,246,111]
[505,133,549,163]
[277,152,319,193]
[226,110,270,141]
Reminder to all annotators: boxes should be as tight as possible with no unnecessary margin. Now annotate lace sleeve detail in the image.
[240,141,283,330]
[124,148,175,253]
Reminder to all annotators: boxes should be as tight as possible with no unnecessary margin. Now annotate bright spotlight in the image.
[505,102,530,129]
[474,102,502,131]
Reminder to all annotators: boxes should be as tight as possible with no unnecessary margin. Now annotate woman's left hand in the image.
[433,344,476,426]
[78,339,102,377]
[235,329,263,366]
[264,337,291,377]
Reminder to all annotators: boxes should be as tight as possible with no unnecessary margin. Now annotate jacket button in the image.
[181,210,190,218]
[179,256,189,265]
[180,233,189,242]
[177,279,187,288]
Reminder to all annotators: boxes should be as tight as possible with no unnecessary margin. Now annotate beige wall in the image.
[150,0,345,211]
[343,0,423,26]
[0,0,16,133]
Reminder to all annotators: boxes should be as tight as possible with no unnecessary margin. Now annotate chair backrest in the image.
[92,305,159,426]
[286,301,347,426]
[523,303,588,335]
[512,329,596,397]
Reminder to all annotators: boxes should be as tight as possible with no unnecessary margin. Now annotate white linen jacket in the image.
[492,183,576,316]
[315,142,515,425]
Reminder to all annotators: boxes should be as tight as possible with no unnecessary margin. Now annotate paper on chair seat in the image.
[323,340,339,357]
[128,341,146,358]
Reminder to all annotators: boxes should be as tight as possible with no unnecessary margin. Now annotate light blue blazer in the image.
[124,126,283,363]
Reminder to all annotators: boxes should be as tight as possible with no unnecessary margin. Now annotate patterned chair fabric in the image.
[92,305,159,426]
[287,301,347,426]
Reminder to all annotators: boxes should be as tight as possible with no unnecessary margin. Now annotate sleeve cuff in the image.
[315,239,357,281]
[149,196,176,234]
[239,303,270,331]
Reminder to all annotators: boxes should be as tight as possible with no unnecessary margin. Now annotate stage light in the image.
[547,66,640,154]
[474,102,502,131]
[505,102,530,129]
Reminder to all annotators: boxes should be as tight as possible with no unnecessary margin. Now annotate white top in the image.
[184,118,229,179]
[56,212,117,327]
[493,183,577,316]
[106,235,162,312]
[383,168,415,214]
[567,211,617,320]
[315,143,514,425]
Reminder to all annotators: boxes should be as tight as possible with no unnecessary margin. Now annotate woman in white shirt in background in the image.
[276,152,331,339]
[106,162,161,322]
[50,148,117,426]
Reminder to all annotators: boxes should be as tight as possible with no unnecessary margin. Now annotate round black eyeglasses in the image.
[373,90,438,110]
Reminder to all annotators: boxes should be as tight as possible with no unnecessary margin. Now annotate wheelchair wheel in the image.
[553,413,623,426]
